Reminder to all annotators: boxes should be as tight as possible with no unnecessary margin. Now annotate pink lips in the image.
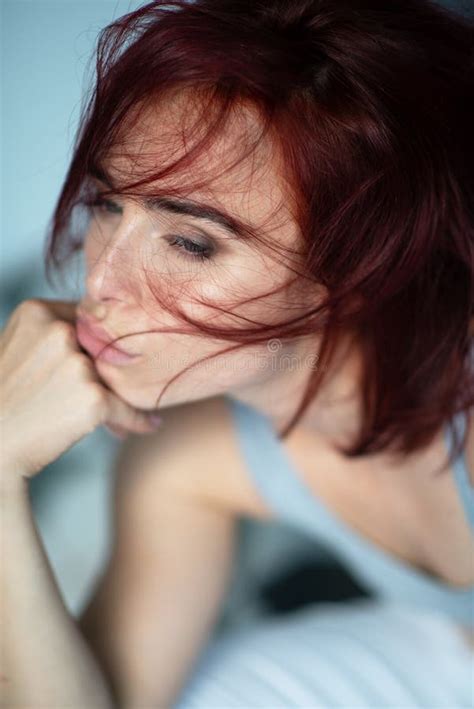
[75,317,141,365]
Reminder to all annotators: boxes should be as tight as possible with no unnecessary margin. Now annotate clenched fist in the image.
[0,298,162,482]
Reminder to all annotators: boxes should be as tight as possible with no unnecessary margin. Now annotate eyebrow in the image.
[88,164,247,239]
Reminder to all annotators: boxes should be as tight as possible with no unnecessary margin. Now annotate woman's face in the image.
[77,94,318,411]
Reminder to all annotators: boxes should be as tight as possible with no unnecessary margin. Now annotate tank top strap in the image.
[224,395,474,628]
[224,394,315,526]
[226,395,474,539]
[224,395,367,549]
[444,410,474,532]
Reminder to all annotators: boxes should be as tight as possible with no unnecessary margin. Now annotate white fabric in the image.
[176,599,474,708]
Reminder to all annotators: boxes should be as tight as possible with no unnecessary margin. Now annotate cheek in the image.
[172,256,291,327]
[94,327,284,412]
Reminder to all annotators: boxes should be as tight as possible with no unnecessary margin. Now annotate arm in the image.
[77,395,251,708]
[1,392,262,709]
[0,298,170,709]
[1,476,115,709]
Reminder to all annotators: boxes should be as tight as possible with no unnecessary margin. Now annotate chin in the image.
[101,369,260,412]
[111,387,164,411]
[128,383,238,413]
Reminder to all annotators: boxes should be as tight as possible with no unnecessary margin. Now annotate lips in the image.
[75,317,140,360]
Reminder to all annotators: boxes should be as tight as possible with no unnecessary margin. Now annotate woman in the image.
[2,0,473,707]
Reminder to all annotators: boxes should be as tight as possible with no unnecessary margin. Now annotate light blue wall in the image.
[0,0,471,621]
[1,0,141,281]
[1,0,470,284]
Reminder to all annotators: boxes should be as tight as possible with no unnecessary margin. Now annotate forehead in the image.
[103,89,299,245]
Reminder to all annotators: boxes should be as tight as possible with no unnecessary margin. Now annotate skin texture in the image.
[2,91,473,709]
[74,88,474,651]
[0,300,162,481]
[77,90,360,448]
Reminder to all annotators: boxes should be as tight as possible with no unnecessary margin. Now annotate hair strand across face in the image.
[44,0,474,473]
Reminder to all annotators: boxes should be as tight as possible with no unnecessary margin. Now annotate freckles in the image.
[199,282,224,301]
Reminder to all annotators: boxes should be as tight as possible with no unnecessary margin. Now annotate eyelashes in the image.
[168,235,213,261]
[83,194,215,263]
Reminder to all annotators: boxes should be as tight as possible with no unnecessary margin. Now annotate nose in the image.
[78,299,107,322]
[85,228,132,304]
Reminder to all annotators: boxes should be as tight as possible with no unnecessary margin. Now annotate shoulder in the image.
[114,395,272,519]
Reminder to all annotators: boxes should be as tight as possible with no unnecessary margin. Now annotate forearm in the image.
[1,476,115,709]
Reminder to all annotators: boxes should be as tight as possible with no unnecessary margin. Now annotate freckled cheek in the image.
[127,336,213,384]
[175,276,284,327]
[199,282,223,300]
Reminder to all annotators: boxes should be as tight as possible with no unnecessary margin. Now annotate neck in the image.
[227,331,364,449]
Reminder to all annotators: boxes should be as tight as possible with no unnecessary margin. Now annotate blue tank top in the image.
[224,395,474,628]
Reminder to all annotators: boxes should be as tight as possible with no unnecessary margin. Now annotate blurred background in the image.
[1,0,470,634]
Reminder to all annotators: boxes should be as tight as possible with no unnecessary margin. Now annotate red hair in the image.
[44,0,474,472]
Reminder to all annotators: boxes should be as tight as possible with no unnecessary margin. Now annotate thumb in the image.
[101,391,163,436]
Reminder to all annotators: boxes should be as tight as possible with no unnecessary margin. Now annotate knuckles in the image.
[15,298,48,318]
[3,299,112,439]
[6,299,45,330]
[13,301,78,346]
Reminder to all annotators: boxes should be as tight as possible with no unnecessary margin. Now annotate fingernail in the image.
[148,413,163,427]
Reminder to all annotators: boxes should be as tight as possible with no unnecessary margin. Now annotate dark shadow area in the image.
[260,557,373,615]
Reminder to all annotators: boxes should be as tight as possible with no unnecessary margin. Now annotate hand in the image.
[0,298,162,481]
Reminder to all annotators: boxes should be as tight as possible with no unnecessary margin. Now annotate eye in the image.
[169,235,214,262]
[84,191,215,262]
[85,194,122,215]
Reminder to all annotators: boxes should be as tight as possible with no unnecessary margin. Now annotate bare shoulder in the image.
[113,395,273,519]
